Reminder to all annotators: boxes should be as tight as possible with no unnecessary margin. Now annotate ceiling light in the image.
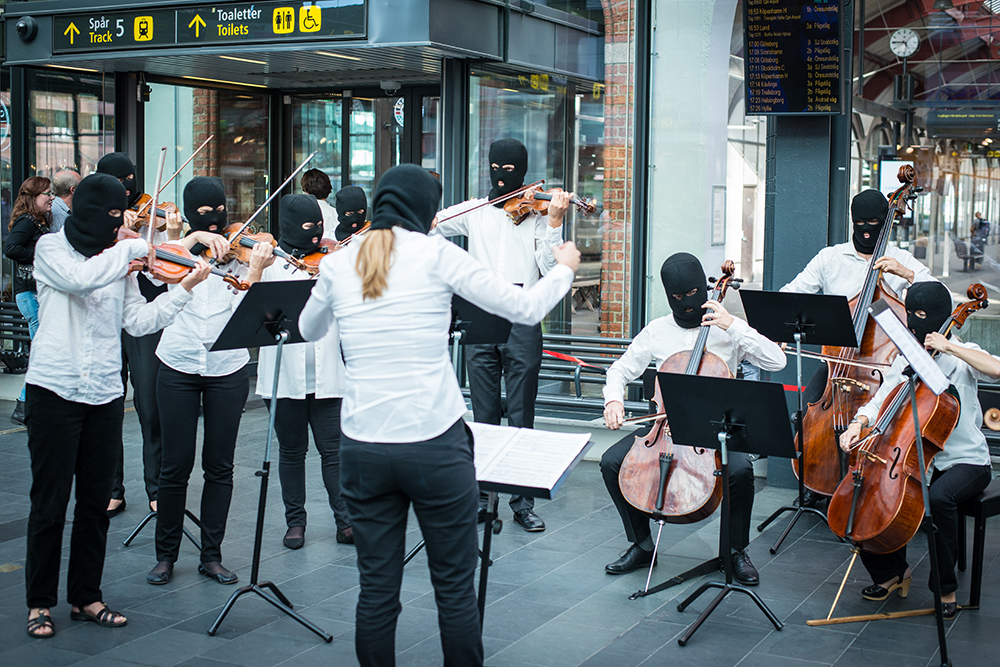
[180,75,266,89]
[219,55,266,65]
[315,51,362,62]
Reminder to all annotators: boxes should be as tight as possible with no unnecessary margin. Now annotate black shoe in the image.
[106,498,126,519]
[794,489,823,509]
[477,508,487,524]
[198,562,238,585]
[730,550,760,586]
[336,527,355,545]
[942,601,958,620]
[10,399,25,426]
[283,526,305,550]
[513,509,545,532]
[605,544,656,575]
[146,561,173,585]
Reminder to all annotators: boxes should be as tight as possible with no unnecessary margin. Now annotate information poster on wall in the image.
[743,0,842,115]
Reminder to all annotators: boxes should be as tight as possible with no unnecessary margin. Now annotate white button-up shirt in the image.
[255,262,347,400]
[27,231,193,405]
[855,342,994,473]
[432,199,562,287]
[155,258,249,377]
[780,242,933,298]
[299,227,574,443]
[318,199,339,241]
[603,316,787,405]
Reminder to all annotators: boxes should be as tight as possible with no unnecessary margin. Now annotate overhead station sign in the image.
[52,1,365,54]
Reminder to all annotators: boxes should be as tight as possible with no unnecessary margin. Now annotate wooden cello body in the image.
[618,261,740,524]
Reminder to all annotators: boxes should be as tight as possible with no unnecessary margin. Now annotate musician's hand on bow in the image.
[123,209,141,232]
[924,331,951,355]
[604,401,625,430]
[873,256,915,284]
[840,422,863,452]
[552,241,581,272]
[701,300,733,330]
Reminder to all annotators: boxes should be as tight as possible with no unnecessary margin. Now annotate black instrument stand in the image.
[122,509,204,551]
[205,281,332,642]
[657,372,797,645]
[740,290,856,554]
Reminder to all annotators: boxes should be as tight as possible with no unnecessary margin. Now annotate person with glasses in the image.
[779,188,937,507]
[3,177,55,425]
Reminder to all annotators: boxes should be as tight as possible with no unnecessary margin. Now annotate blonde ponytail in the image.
[355,228,394,300]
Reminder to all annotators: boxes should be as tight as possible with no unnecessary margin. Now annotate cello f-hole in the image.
[888,446,902,480]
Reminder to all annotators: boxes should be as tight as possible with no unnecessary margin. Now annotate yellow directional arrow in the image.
[188,14,206,37]
[64,22,80,45]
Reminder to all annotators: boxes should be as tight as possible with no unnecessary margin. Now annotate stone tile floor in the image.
[1,396,998,666]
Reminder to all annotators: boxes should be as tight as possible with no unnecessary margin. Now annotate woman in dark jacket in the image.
[4,177,54,424]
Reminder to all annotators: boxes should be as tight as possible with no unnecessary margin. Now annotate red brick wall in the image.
[192,88,219,177]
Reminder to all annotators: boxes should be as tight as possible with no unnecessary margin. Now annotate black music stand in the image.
[740,290,856,554]
[205,280,332,642]
[659,372,794,645]
[402,296,512,567]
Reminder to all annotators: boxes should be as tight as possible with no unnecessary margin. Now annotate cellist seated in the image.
[839,282,1000,619]
[600,252,786,583]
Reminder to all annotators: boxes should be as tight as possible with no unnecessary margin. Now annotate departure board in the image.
[743,0,842,115]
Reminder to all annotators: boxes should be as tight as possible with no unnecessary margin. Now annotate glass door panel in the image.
[291,97,342,194]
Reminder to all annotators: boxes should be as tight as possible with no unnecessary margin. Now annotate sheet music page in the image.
[870,300,950,395]
[467,423,519,480]
[468,422,591,493]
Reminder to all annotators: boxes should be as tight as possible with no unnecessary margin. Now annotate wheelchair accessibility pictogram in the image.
[134,16,153,41]
[299,6,322,33]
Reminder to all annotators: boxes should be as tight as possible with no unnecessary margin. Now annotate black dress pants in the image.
[264,395,350,531]
[860,463,991,595]
[340,420,483,667]
[24,384,123,609]
[155,365,248,563]
[468,322,541,513]
[111,330,164,503]
[600,431,755,551]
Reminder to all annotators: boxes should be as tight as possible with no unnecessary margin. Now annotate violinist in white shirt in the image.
[299,164,580,667]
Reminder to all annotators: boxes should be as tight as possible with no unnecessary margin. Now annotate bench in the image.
[0,301,30,374]
[571,279,600,313]
[953,238,985,270]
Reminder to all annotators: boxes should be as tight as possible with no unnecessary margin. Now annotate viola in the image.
[204,223,309,272]
[795,165,920,497]
[118,228,250,291]
[502,187,597,225]
[618,261,741,523]
[827,284,989,553]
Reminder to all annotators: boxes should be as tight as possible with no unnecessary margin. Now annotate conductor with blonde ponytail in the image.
[299,163,580,667]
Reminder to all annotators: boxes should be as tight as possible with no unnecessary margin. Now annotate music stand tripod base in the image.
[122,509,204,551]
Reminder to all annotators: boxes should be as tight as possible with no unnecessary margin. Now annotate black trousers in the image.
[264,395,350,531]
[111,330,164,503]
[154,365,248,563]
[860,463,992,595]
[467,322,541,512]
[600,431,755,551]
[24,384,123,609]
[340,420,483,667]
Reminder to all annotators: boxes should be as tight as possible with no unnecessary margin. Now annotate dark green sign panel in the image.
[54,11,176,53]
[176,2,364,45]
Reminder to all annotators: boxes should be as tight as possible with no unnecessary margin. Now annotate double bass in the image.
[618,261,741,522]
[795,166,920,496]
[827,284,989,553]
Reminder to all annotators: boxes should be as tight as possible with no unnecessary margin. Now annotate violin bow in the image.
[215,150,318,262]
[134,134,215,218]
[434,179,545,227]
[147,148,167,246]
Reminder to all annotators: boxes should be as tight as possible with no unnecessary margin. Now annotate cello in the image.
[618,261,741,522]
[827,284,989,553]
[795,166,920,496]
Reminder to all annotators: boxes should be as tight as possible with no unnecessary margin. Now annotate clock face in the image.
[890,28,920,58]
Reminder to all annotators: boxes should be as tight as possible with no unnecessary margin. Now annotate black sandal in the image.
[27,610,54,639]
[70,603,127,628]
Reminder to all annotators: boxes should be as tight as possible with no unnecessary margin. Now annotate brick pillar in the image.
[192,88,219,177]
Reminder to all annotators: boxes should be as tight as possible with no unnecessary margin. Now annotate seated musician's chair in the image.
[957,478,1000,608]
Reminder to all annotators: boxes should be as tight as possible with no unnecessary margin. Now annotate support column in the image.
[114,72,144,180]
[440,58,469,209]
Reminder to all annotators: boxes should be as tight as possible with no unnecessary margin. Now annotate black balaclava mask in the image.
[905,281,953,344]
[334,185,368,242]
[183,177,228,234]
[660,252,709,329]
[850,189,890,255]
[278,194,323,256]
[369,164,442,235]
[488,138,528,205]
[64,173,128,257]
[96,152,142,208]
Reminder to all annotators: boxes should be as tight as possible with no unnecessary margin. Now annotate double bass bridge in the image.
[831,377,869,393]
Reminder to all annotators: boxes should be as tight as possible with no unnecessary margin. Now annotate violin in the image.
[118,228,250,291]
[827,284,989,553]
[618,261,741,522]
[204,223,308,272]
[300,238,339,276]
[795,165,920,497]
[502,187,597,225]
[130,193,185,232]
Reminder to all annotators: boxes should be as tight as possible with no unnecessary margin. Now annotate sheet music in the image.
[870,299,950,395]
[467,422,591,496]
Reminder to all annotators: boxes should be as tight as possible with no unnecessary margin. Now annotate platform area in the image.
[1,397,998,667]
